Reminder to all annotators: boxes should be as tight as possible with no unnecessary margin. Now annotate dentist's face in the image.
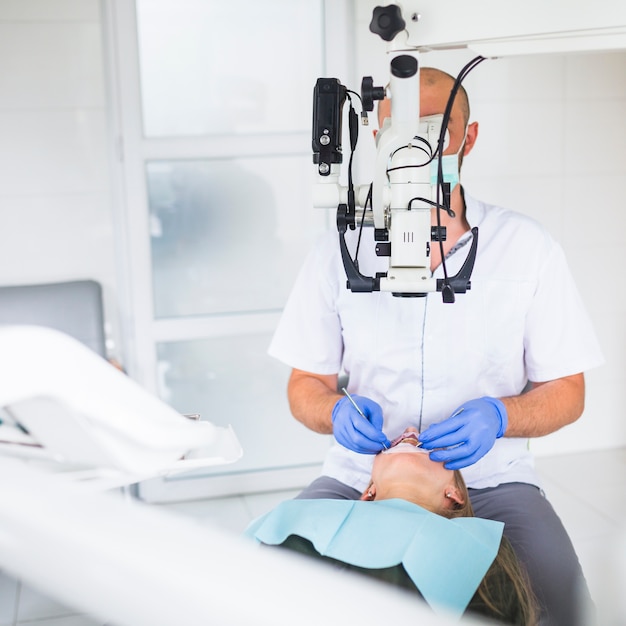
[377,71,473,160]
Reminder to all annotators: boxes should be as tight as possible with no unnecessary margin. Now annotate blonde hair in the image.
[443,471,538,625]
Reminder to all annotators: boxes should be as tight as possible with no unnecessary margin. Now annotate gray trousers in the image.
[296,477,594,626]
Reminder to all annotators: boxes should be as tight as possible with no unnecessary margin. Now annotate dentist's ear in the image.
[377,97,391,126]
[462,121,479,157]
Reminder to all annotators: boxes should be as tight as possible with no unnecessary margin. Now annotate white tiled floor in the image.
[1,447,625,625]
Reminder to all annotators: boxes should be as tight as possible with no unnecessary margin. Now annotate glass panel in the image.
[148,156,328,318]
[136,0,323,137]
[157,334,332,476]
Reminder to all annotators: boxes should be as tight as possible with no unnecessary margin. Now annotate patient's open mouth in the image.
[389,431,421,448]
[382,430,428,455]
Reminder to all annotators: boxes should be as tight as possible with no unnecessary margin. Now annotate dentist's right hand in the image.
[331,394,391,454]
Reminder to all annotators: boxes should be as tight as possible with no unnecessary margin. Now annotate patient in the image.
[247,428,537,625]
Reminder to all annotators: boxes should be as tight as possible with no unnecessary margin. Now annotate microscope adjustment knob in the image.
[361,76,385,112]
[369,5,406,42]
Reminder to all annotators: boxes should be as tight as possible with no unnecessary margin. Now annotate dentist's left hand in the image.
[332,395,391,454]
[418,397,508,469]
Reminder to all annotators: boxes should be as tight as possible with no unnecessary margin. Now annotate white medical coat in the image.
[269,193,604,491]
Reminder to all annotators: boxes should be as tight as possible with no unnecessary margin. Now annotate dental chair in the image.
[0,281,242,488]
[0,279,107,357]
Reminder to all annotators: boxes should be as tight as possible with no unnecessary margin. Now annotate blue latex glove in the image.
[331,394,391,454]
[418,397,508,470]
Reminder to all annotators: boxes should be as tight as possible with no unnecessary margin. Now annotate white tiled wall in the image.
[0,0,122,360]
[354,2,626,456]
[463,51,626,457]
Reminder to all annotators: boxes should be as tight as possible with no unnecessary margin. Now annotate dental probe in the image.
[341,387,388,449]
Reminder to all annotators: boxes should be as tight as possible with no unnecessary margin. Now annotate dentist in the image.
[269,67,603,625]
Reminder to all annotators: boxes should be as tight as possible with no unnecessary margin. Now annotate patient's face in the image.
[370,427,458,513]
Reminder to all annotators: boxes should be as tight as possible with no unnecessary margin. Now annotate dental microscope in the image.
[312,4,479,302]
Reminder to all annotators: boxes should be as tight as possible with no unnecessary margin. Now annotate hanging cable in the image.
[345,92,359,226]
[435,56,486,302]
[355,184,372,262]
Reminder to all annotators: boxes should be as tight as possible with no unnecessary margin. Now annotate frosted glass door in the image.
[147,155,324,318]
[136,0,322,137]
[120,0,337,499]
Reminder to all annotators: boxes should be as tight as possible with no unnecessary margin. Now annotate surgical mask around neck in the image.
[429,126,468,192]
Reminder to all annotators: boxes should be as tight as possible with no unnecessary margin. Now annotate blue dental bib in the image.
[245,498,503,619]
